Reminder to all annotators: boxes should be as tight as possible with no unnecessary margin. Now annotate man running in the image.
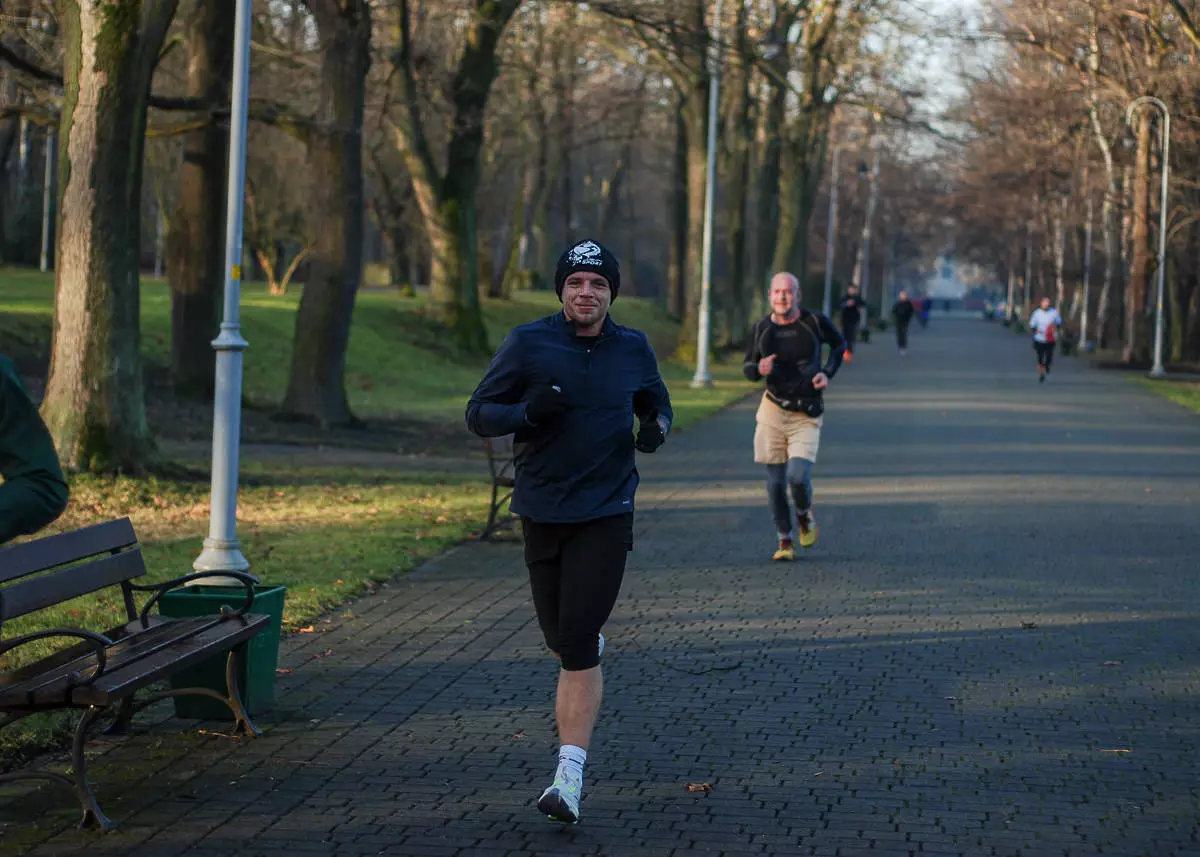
[1029,296,1064,383]
[1,352,69,545]
[466,239,672,825]
[743,272,844,561]
[892,291,915,355]
[837,284,867,362]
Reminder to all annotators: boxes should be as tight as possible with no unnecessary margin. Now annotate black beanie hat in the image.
[554,239,620,301]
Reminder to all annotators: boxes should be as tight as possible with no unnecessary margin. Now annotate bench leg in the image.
[72,706,117,831]
[481,484,501,541]
[225,650,262,738]
[102,697,135,736]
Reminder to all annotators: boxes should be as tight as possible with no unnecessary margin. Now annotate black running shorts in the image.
[521,513,633,671]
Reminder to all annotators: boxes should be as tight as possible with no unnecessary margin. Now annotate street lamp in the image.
[821,143,842,317]
[1125,96,1170,378]
[691,0,726,389]
[193,0,253,579]
[850,122,881,320]
[1081,195,1093,348]
[39,131,54,273]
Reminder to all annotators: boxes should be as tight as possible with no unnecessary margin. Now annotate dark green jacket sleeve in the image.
[0,355,69,544]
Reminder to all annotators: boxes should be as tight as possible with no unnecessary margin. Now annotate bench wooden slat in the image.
[0,518,137,584]
[72,614,269,707]
[0,549,146,623]
[0,614,269,710]
[0,616,169,693]
[1,615,191,699]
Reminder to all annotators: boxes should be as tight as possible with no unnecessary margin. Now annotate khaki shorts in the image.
[753,394,823,464]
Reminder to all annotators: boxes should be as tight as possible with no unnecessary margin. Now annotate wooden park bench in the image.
[480,435,517,540]
[0,518,269,830]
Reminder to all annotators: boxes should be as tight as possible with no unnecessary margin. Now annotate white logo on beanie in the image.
[567,240,604,267]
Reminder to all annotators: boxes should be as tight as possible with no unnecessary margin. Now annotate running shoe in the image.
[797,512,819,548]
[772,538,796,561]
[538,774,582,823]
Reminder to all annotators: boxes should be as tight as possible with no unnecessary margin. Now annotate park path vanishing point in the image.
[4,315,1200,857]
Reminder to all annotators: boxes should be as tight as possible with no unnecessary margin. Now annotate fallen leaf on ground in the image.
[296,625,318,634]
[685,783,712,792]
[510,731,525,741]
[275,668,293,675]
[312,649,334,659]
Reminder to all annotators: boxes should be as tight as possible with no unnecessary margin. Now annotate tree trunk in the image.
[1086,17,1116,348]
[41,0,179,473]
[1053,196,1066,309]
[282,0,371,426]
[721,10,752,348]
[1125,111,1151,364]
[676,94,709,358]
[667,94,688,318]
[756,80,785,301]
[389,0,521,352]
[0,73,19,260]
[167,0,233,399]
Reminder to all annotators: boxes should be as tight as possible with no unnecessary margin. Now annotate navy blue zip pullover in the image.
[465,312,673,524]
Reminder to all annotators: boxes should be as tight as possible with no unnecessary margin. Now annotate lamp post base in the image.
[194,537,250,586]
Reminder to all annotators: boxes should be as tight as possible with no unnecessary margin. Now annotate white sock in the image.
[556,744,587,785]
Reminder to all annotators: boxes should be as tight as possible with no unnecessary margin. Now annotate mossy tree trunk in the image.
[41,0,179,473]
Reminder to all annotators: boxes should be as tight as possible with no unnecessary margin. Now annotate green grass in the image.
[0,266,753,767]
[0,268,691,421]
[1139,378,1200,416]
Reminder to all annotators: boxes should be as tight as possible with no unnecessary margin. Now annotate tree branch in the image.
[1167,0,1200,51]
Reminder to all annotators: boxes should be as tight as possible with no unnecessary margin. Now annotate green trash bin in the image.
[157,583,287,719]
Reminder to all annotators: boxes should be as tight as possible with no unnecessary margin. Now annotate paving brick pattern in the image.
[4,318,1200,856]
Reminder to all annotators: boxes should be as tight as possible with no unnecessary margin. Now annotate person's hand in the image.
[757,355,777,377]
[812,372,829,391]
[525,383,568,426]
[635,417,666,453]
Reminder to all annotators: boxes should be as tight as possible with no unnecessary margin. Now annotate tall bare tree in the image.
[280,0,372,427]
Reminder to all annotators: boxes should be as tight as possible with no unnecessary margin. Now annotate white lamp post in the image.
[691,0,726,389]
[1125,96,1170,378]
[193,0,253,579]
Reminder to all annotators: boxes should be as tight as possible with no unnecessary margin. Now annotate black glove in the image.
[525,383,568,426]
[635,417,665,453]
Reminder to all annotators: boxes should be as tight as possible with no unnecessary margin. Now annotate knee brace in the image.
[786,457,814,509]
[556,631,601,672]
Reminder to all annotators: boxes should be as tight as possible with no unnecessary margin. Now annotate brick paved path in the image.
[5,318,1200,856]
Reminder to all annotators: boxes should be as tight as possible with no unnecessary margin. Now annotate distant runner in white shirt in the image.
[1029,297,1064,384]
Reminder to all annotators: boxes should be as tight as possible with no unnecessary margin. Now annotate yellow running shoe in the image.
[797,512,818,548]
[772,538,796,561]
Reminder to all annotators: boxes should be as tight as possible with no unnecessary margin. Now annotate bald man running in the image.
[742,273,845,561]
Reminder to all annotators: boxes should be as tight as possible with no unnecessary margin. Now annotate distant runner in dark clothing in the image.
[837,285,867,362]
[892,292,916,355]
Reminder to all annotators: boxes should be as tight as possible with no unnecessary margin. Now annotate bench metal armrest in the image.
[128,570,260,629]
[0,628,114,685]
